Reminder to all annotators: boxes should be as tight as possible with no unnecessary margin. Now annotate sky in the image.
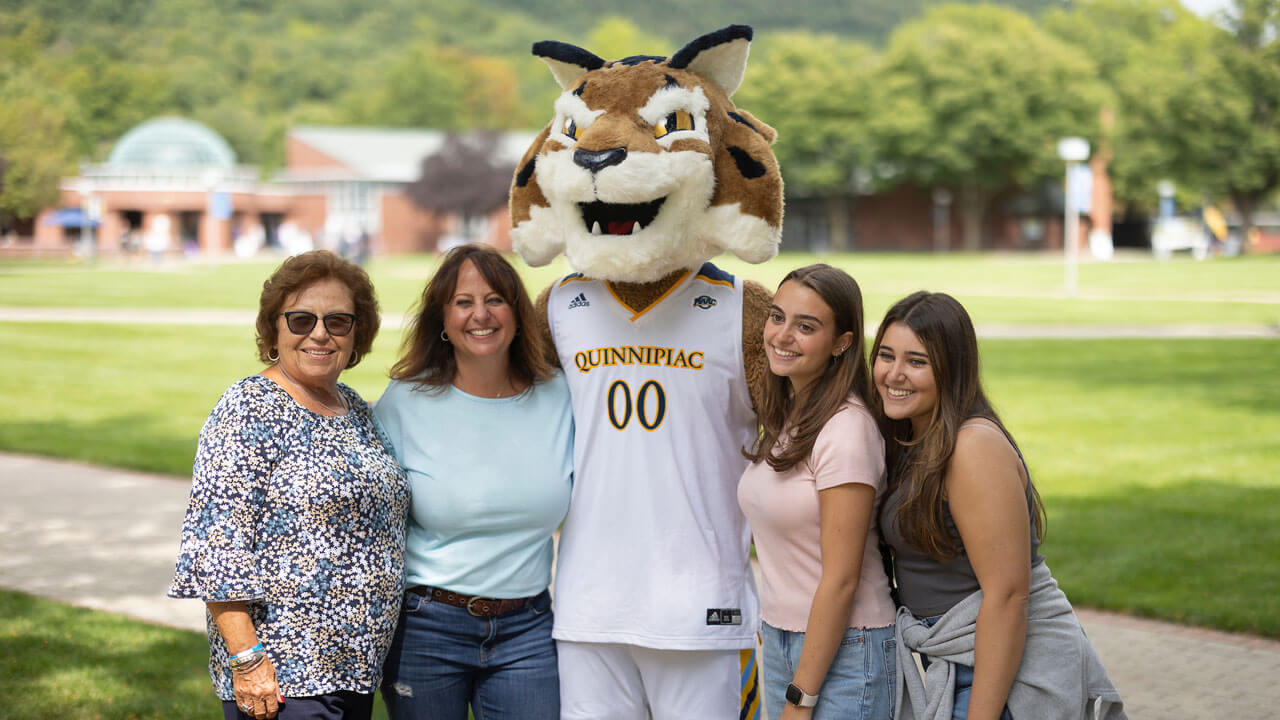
[1180,0,1232,18]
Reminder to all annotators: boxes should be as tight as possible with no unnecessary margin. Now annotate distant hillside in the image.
[470,0,1066,45]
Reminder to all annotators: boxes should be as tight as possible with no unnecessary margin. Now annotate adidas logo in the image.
[568,292,590,309]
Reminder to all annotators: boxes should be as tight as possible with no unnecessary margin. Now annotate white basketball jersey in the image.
[548,263,759,650]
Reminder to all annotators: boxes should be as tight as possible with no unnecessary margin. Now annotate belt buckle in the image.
[466,596,487,617]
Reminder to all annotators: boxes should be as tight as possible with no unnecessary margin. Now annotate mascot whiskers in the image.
[510,25,782,719]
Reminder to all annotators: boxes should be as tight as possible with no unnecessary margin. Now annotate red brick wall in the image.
[851,185,1030,251]
[286,135,344,169]
[380,192,445,254]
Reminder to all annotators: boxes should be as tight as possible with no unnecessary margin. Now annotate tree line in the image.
[2,0,1276,244]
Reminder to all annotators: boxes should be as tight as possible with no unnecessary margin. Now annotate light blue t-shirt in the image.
[374,372,574,598]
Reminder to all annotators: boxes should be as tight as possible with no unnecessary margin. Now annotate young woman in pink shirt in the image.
[738,264,897,720]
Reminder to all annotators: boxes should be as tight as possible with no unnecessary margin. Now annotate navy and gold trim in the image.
[739,646,761,720]
[694,262,736,289]
[558,273,591,287]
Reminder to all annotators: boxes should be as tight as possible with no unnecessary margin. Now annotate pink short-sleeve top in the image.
[738,396,896,631]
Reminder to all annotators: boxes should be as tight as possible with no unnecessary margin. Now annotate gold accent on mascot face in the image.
[510,25,784,283]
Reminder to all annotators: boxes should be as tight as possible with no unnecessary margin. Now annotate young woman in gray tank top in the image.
[869,292,1125,720]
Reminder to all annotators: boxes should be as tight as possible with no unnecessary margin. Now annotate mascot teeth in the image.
[579,199,666,237]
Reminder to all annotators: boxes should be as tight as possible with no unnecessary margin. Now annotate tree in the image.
[734,31,878,249]
[0,67,77,221]
[1045,0,1206,210]
[584,16,672,60]
[1134,0,1280,246]
[868,5,1106,249]
[340,44,522,130]
[406,132,515,242]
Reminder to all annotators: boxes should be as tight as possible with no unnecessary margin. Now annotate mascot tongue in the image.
[581,199,665,237]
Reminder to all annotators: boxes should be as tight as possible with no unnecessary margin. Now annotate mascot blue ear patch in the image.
[515,157,536,188]
[727,111,761,135]
[727,146,767,179]
[667,24,753,70]
[533,40,607,89]
[611,55,666,66]
[532,41,606,71]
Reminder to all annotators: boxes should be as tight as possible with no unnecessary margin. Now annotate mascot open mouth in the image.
[579,199,666,236]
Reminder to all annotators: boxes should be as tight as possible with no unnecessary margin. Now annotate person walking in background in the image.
[374,244,573,720]
[871,291,1125,720]
[739,264,897,719]
[170,250,410,720]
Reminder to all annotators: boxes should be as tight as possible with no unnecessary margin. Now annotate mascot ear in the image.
[668,25,753,97]
[533,40,606,90]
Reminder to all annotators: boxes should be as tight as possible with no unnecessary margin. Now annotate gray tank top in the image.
[879,422,1044,617]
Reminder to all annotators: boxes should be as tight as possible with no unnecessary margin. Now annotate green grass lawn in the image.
[0,589,220,720]
[2,251,1277,326]
[982,338,1280,635]
[0,590,395,720]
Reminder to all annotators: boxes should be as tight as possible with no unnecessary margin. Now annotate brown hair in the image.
[748,264,871,472]
[870,291,1046,560]
[390,243,551,390]
[255,250,380,367]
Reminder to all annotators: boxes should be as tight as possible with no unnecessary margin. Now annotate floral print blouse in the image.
[169,375,410,701]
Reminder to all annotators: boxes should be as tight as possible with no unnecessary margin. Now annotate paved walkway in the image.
[3,451,1280,718]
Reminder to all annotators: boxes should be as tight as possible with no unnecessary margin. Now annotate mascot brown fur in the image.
[509,25,782,718]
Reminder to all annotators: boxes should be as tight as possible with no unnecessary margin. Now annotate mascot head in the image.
[510,24,783,283]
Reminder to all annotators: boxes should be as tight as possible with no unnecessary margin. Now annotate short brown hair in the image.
[255,250,380,367]
[390,243,551,390]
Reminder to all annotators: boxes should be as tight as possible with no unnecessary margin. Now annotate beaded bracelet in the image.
[229,642,264,660]
[229,643,267,674]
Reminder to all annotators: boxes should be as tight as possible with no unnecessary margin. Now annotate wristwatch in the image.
[785,682,819,708]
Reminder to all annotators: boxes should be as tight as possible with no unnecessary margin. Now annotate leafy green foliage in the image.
[464,0,1062,46]
[0,65,77,219]
[1043,0,1188,209]
[868,5,1107,248]
[737,32,878,195]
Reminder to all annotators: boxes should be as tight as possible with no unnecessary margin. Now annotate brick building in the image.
[28,118,534,258]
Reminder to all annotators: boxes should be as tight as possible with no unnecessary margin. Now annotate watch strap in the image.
[785,682,819,708]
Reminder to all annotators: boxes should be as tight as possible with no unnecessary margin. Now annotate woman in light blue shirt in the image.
[374,244,573,720]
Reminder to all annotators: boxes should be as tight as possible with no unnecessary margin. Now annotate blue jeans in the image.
[380,589,559,720]
[919,615,1014,720]
[761,622,896,720]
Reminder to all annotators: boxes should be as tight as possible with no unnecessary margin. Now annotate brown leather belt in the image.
[406,586,541,618]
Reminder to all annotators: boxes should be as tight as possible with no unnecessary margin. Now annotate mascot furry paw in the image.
[510,25,781,718]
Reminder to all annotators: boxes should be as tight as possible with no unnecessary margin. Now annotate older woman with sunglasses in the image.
[171,250,410,720]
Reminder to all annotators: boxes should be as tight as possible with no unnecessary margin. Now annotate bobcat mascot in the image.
[510,25,782,719]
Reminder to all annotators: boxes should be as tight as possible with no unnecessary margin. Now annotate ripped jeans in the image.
[380,588,559,720]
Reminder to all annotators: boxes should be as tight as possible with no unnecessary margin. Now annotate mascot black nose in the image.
[574,148,627,173]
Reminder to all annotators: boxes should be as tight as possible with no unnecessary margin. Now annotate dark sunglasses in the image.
[282,311,357,337]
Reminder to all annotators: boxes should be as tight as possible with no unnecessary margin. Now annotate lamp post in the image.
[931,188,953,253]
[1057,137,1090,298]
